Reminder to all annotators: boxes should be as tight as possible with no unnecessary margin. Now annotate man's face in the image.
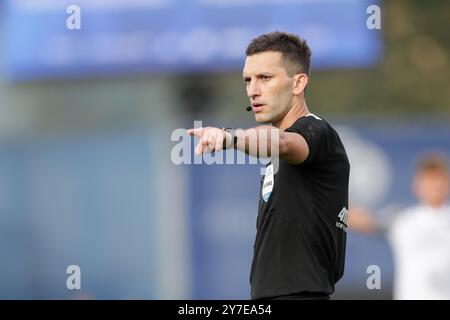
[243,51,295,124]
[413,169,450,208]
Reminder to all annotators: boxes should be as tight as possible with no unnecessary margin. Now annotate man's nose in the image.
[247,80,261,98]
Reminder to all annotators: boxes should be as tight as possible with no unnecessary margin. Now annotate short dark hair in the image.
[417,153,449,174]
[246,31,312,76]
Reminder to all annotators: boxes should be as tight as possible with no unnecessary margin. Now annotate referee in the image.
[188,31,350,300]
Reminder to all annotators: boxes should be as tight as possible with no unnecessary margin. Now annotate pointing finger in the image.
[187,128,203,137]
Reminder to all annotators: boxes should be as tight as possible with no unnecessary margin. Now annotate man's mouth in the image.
[252,103,265,112]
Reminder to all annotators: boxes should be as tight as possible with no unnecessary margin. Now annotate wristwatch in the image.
[221,127,237,149]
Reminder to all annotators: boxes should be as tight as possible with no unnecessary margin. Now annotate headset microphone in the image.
[246,106,252,112]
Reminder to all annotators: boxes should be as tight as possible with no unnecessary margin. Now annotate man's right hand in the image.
[187,127,232,155]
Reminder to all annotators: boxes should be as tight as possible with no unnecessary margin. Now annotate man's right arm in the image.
[187,126,310,165]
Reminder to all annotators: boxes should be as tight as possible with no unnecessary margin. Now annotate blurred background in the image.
[0,0,449,299]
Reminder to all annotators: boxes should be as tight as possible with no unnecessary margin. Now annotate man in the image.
[188,32,350,300]
[349,153,450,299]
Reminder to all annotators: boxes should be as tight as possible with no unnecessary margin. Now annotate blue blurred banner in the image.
[3,0,382,80]
[0,131,159,299]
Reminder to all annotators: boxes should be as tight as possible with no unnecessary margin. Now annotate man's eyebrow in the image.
[258,72,273,77]
[243,72,273,79]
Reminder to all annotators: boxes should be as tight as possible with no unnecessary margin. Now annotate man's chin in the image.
[254,114,271,124]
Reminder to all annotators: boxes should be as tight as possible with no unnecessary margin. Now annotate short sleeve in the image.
[284,116,328,165]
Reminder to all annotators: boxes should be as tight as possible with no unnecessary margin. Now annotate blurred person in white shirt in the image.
[349,152,450,300]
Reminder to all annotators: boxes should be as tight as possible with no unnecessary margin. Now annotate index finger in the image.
[187,128,203,137]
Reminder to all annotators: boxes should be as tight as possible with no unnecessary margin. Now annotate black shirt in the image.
[250,114,350,300]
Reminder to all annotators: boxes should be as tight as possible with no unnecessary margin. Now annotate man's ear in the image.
[293,74,308,96]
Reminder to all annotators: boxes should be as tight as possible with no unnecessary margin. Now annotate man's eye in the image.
[261,76,271,80]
